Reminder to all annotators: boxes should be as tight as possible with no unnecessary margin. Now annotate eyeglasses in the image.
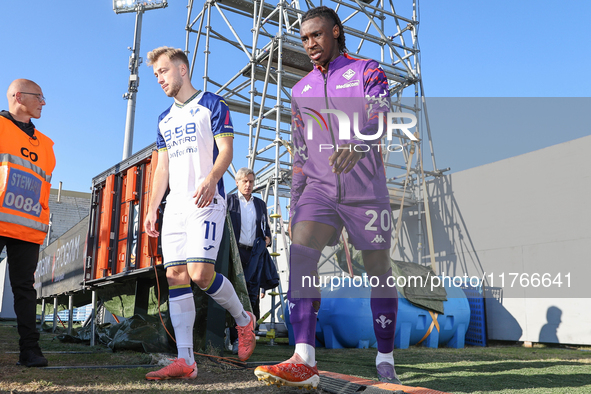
[14,92,46,103]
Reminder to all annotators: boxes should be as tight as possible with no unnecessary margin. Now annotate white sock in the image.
[169,292,196,365]
[295,343,316,367]
[177,346,195,366]
[203,275,250,326]
[376,351,394,367]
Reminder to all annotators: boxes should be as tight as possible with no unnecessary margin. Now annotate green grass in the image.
[250,337,591,393]
[1,320,590,393]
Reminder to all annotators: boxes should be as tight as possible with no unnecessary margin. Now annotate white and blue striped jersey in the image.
[156,91,234,211]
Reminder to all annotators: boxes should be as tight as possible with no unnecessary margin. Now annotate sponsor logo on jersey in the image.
[168,145,198,158]
[371,234,387,243]
[301,84,312,94]
[204,245,215,250]
[376,315,392,328]
[342,68,356,80]
[190,107,200,117]
[163,116,172,123]
[336,80,360,90]
[163,122,199,150]
[223,111,233,129]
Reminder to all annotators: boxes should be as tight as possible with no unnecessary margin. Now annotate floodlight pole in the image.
[116,1,167,160]
[121,6,144,160]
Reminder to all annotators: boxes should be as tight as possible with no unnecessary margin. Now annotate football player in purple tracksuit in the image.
[255,6,400,388]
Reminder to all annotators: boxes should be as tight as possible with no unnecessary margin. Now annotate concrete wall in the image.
[394,135,591,345]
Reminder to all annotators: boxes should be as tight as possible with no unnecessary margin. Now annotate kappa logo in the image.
[376,315,392,329]
[203,245,215,251]
[301,84,312,94]
[190,107,200,117]
[371,235,387,243]
[342,68,356,80]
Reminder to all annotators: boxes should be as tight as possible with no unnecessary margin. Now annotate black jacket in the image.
[243,237,280,302]
[227,193,272,247]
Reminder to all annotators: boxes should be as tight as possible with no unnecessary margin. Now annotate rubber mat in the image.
[320,371,451,394]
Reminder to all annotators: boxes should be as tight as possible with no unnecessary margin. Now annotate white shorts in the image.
[161,199,226,269]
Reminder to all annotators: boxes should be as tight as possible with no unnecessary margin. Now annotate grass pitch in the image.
[1,320,590,393]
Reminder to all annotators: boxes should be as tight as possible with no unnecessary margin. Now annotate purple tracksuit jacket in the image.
[290,54,391,215]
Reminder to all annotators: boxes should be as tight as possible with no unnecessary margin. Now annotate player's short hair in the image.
[236,167,255,181]
[146,46,190,68]
[301,6,347,53]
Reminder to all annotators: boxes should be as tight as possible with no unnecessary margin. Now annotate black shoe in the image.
[17,347,48,367]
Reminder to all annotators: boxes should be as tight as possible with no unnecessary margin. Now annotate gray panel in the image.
[404,135,591,344]
[0,259,16,319]
[35,216,89,298]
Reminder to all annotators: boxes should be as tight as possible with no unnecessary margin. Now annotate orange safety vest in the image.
[0,116,56,244]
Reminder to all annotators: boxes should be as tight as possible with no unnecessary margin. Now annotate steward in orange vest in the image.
[0,79,55,368]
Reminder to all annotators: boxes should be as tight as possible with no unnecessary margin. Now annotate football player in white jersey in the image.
[143,47,255,381]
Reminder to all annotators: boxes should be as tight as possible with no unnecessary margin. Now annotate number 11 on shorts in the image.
[204,221,217,241]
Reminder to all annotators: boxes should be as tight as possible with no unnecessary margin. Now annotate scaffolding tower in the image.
[183,0,442,320]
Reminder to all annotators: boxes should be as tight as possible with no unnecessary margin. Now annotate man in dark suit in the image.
[227,168,273,351]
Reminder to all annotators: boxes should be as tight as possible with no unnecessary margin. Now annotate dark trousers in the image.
[230,245,260,342]
[0,236,41,351]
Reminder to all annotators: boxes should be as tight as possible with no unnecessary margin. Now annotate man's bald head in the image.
[6,79,45,123]
[7,79,40,101]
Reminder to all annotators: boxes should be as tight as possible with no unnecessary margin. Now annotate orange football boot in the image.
[254,353,319,389]
[145,358,197,381]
